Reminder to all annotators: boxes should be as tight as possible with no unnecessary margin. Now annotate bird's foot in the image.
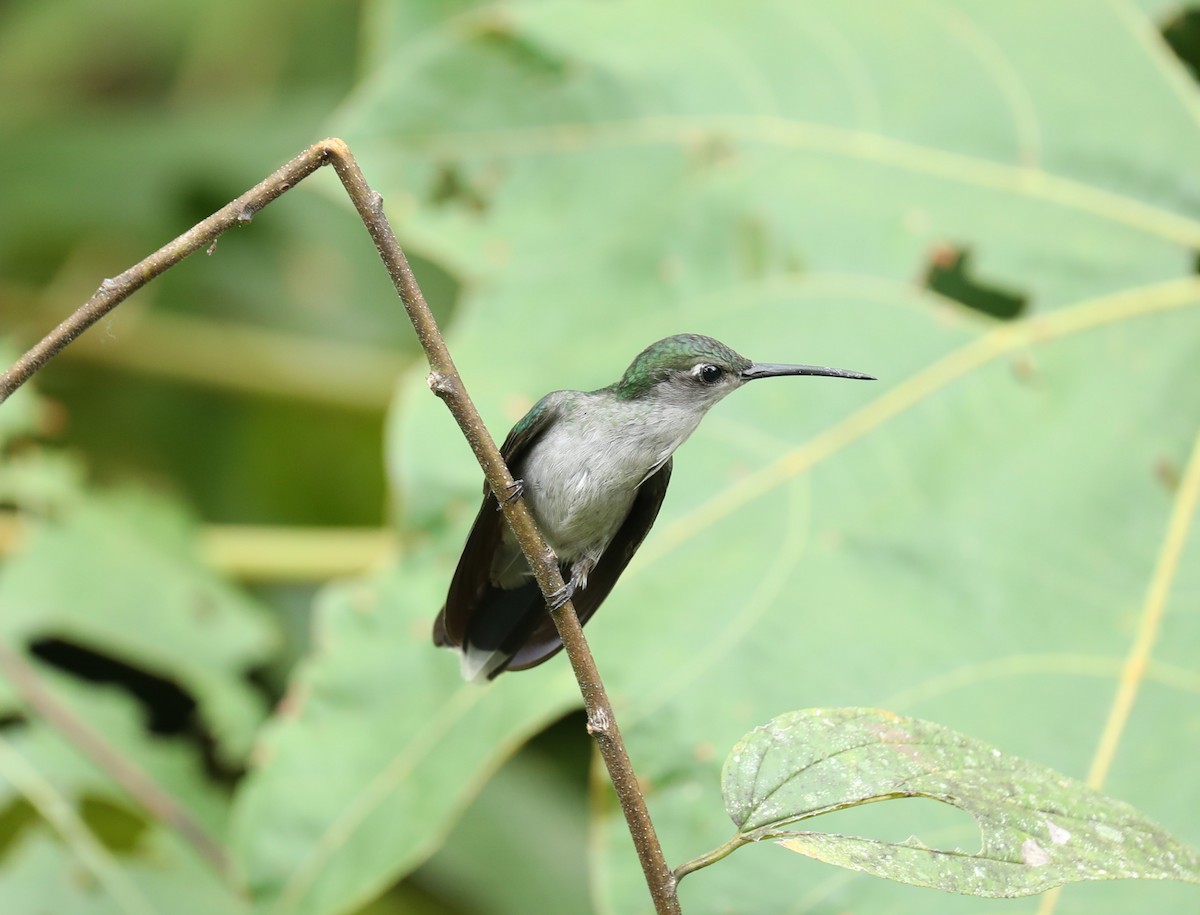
[496,478,525,509]
[547,578,577,611]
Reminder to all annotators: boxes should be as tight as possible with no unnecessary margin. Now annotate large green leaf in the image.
[718,708,1200,896]
[237,1,1200,913]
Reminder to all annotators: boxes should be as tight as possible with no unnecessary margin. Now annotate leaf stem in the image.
[674,834,752,882]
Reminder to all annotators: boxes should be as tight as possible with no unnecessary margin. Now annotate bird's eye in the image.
[697,364,724,385]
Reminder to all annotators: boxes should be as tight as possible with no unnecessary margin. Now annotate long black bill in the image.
[741,362,875,381]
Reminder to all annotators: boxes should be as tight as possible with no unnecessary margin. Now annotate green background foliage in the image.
[2,1,1199,914]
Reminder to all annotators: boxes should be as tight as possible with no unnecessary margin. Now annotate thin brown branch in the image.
[0,138,681,912]
[322,139,682,915]
[0,641,232,881]
[0,141,333,404]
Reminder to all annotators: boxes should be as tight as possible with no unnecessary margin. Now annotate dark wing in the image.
[432,394,563,649]
[504,458,673,671]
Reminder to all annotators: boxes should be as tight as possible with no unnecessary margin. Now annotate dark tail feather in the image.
[460,581,547,680]
[432,610,451,647]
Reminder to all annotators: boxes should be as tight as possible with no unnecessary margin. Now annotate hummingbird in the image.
[433,333,873,681]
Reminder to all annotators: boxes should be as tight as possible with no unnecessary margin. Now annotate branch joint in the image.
[427,371,455,397]
[587,707,613,735]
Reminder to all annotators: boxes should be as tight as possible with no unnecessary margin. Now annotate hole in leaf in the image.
[0,796,150,861]
[79,796,148,853]
[924,245,1028,320]
[1162,8,1200,84]
[27,638,243,783]
[30,637,196,736]
[0,800,39,860]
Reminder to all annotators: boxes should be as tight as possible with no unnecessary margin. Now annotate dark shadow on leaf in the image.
[429,163,490,214]
[0,799,38,860]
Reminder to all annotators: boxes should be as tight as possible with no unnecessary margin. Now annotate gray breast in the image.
[517,418,644,560]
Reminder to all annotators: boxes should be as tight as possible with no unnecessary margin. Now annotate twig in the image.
[0,642,232,881]
[323,140,682,915]
[0,138,682,913]
[0,141,332,404]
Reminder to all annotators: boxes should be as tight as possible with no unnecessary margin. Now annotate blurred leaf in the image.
[0,491,278,763]
[0,450,87,517]
[228,552,579,915]
[0,675,232,839]
[325,1,1200,913]
[0,392,39,455]
[0,824,245,915]
[0,724,244,915]
[0,110,416,370]
[415,736,590,915]
[718,708,1200,896]
[0,0,408,426]
[1,0,414,911]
